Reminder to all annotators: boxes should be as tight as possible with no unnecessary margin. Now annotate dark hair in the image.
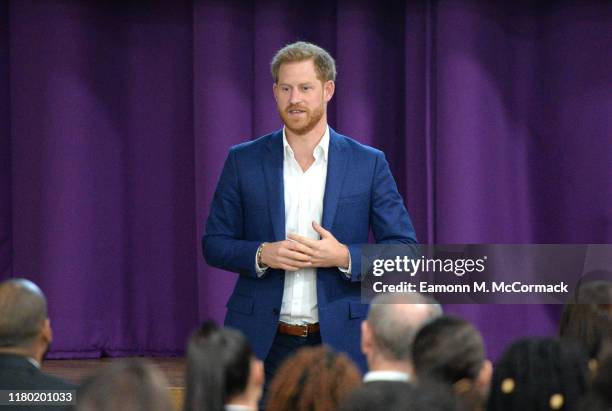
[265,345,361,411]
[413,315,485,382]
[183,321,254,411]
[340,379,461,411]
[559,278,612,358]
[0,278,48,347]
[487,337,589,411]
[77,358,172,411]
[413,315,486,411]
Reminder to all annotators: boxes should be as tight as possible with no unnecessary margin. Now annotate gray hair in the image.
[0,278,48,347]
[367,293,442,361]
[270,41,336,83]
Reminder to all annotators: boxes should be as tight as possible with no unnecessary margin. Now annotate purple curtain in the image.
[1,2,10,277]
[1,0,610,360]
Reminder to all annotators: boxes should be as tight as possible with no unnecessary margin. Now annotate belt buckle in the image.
[300,325,308,338]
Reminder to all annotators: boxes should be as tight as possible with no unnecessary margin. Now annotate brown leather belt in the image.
[278,322,320,337]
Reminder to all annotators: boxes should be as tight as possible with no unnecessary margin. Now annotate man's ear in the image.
[476,359,493,393]
[41,318,53,345]
[323,80,335,102]
[361,320,372,355]
[251,358,265,387]
[272,83,279,102]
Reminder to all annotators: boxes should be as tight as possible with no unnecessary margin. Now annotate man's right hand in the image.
[260,240,313,271]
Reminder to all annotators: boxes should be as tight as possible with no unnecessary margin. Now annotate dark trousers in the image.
[259,331,322,411]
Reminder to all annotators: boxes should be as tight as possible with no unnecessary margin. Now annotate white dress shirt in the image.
[26,356,41,369]
[363,370,410,383]
[225,405,256,411]
[279,126,330,325]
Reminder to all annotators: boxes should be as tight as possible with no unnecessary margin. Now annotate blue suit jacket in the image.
[202,128,417,370]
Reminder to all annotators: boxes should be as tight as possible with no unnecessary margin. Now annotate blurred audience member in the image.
[339,377,462,411]
[487,337,589,411]
[579,338,612,410]
[0,278,74,411]
[77,358,172,411]
[559,278,612,358]
[413,315,491,411]
[265,345,361,411]
[184,321,264,411]
[361,292,441,383]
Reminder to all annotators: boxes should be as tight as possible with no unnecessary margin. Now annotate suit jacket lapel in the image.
[322,129,348,230]
[263,130,286,242]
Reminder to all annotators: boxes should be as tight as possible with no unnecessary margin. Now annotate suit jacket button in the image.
[272,308,279,315]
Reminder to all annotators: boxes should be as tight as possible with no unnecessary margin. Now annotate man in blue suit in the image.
[203,42,416,383]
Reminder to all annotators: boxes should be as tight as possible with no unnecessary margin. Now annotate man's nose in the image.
[289,89,303,104]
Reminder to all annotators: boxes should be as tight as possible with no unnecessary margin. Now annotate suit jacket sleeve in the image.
[346,151,417,282]
[202,148,260,278]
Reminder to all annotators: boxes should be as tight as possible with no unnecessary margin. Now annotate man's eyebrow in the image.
[278,82,315,87]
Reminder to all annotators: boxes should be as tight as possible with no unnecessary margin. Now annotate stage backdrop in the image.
[0,0,610,359]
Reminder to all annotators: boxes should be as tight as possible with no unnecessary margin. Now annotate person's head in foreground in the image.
[265,345,361,411]
[77,358,172,411]
[487,337,589,411]
[559,278,612,358]
[339,377,463,411]
[361,292,442,377]
[0,278,52,364]
[183,321,264,411]
[413,315,492,411]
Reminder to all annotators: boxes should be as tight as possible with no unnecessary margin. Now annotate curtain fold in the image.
[0,1,11,278]
[1,0,610,359]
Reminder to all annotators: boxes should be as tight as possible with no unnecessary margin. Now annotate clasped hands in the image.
[260,222,349,272]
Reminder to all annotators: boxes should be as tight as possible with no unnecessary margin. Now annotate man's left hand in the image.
[287,222,350,269]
